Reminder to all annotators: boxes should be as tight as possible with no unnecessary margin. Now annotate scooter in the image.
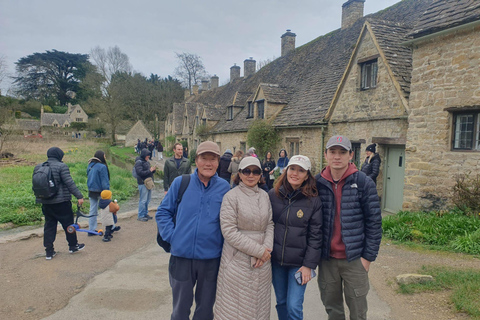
[67,203,103,236]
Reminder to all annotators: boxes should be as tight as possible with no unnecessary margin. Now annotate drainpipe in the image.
[320,127,325,171]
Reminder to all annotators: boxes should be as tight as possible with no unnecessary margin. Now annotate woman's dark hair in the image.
[232,169,266,186]
[274,166,317,198]
[263,151,273,164]
[92,150,110,179]
[278,149,288,158]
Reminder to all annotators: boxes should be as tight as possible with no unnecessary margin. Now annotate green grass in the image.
[0,144,138,226]
[383,211,480,255]
[109,145,138,163]
[398,266,480,318]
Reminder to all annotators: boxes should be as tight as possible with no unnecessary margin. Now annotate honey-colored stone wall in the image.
[405,26,480,211]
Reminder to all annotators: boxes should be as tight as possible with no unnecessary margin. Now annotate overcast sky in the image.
[0,0,401,94]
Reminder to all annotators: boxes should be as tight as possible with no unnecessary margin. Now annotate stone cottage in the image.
[125,120,153,147]
[165,0,480,213]
[40,103,88,128]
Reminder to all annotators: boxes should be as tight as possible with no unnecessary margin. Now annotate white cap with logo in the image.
[286,155,311,171]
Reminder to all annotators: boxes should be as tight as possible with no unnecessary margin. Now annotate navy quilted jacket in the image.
[315,169,382,262]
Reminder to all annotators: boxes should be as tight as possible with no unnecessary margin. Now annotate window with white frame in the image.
[360,59,378,90]
[452,111,480,150]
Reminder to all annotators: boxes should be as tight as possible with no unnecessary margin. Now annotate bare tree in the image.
[174,52,208,93]
[90,46,132,89]
[0,55,8,90]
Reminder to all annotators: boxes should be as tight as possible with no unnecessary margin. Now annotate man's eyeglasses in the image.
[241,168,262,176]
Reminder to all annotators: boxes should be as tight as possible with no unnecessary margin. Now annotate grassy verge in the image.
[0,141,138,226]
[383,211,480,255]
[384,210,480,318]
[108,145,137,163]
[398,266,480,318]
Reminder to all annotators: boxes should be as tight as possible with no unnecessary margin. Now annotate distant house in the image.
[125,120,153,147]
[16,119,41,136]
[40,103,88,128]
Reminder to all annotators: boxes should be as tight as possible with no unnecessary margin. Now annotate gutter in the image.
[402,19,480,46]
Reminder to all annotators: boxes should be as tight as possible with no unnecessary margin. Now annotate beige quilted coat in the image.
[214,182,274,320]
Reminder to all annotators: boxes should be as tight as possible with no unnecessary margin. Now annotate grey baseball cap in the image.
[326,135,352,151]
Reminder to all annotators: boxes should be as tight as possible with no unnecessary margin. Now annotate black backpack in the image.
[157,174,191,252]
[32,162,58,199]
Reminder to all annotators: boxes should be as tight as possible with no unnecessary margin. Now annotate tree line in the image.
[0,47,209,143]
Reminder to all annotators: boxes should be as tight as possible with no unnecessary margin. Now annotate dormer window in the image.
[360,58,378,90]
[257,100,265,119]
[227,106,233,121]
[202,118,207,126]
[195,116,199,126]
[247,102,254,118]
[452,111,480,151]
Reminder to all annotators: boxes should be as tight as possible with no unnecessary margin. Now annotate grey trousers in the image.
[318,258,370,320]
[169,255,221,320]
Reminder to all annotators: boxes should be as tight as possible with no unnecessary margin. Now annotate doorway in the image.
[383,146,406,213]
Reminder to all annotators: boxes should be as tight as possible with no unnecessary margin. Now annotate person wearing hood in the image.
[217,148,233,183]
[360,143,381,185]
[268,155,322,320]
[134,148,156,221]
[98,190,120,242]
[272,149,289,175]
[315,136,382,320]
[227,150,243,187]
[33,147,85,260]
[87,150,113,235]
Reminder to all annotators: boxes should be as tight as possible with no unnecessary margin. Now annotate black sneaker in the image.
[145,215,153,220]
[69,243,85,253]
[46,251,57,260]
[112,226,121,232]
[137,217,149,222]
[87,231,98,237]
[102,237,111,242]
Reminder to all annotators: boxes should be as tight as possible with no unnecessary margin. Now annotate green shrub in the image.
[452,173,480,216]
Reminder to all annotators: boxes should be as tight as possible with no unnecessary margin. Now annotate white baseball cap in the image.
[286,155,311,171]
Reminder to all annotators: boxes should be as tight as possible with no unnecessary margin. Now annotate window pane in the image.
[476,115,480,150]
[258,101,264,119]
[454,114,473,149]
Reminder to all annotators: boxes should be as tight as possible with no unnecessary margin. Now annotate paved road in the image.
[43,238,392,320]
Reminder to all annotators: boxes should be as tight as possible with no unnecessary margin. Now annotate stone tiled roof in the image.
[259,84,294,104]
[204,105,224,121]
[233,92,253,107]
[369,20,414,97]
[187,0,435,132]
[41,113,70,126]
[16,119,41,131]
[410,0,480,38]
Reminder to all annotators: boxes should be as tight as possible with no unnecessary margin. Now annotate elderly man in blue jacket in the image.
[156,141,230,320]
[315,135,382,320]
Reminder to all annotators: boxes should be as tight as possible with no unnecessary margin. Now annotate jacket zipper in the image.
[280,198,291,265]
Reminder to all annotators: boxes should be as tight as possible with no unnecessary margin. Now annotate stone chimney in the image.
[230,64,241,83]
[201,80,209,91]
[281,29,296,57]
[184,89,190,100]
[192,84,199,95]
[211,75,219,89]
[244,57,256,78]
[342,0,365,30]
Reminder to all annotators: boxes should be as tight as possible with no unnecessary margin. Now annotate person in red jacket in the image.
[315,135,382,320]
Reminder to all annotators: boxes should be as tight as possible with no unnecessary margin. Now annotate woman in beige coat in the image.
[215,157,274,320]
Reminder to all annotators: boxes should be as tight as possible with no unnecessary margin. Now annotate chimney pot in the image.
[244,57,256,78]
[211,75,219,89]
[341,0,365,30]
[230,64,241,83]
[281,29,296,57]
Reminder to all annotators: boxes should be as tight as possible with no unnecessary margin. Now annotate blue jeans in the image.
[272,260,308,320]
[138,184,151,218]
[88,196,100,231]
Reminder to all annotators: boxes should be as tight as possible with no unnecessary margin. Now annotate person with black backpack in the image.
[32,147,86,260]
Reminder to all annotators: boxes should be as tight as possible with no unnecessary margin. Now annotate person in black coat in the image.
[268,155,322,320]
[216,149,233,183]
[360,143,381,184]
[262,151,276,190]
